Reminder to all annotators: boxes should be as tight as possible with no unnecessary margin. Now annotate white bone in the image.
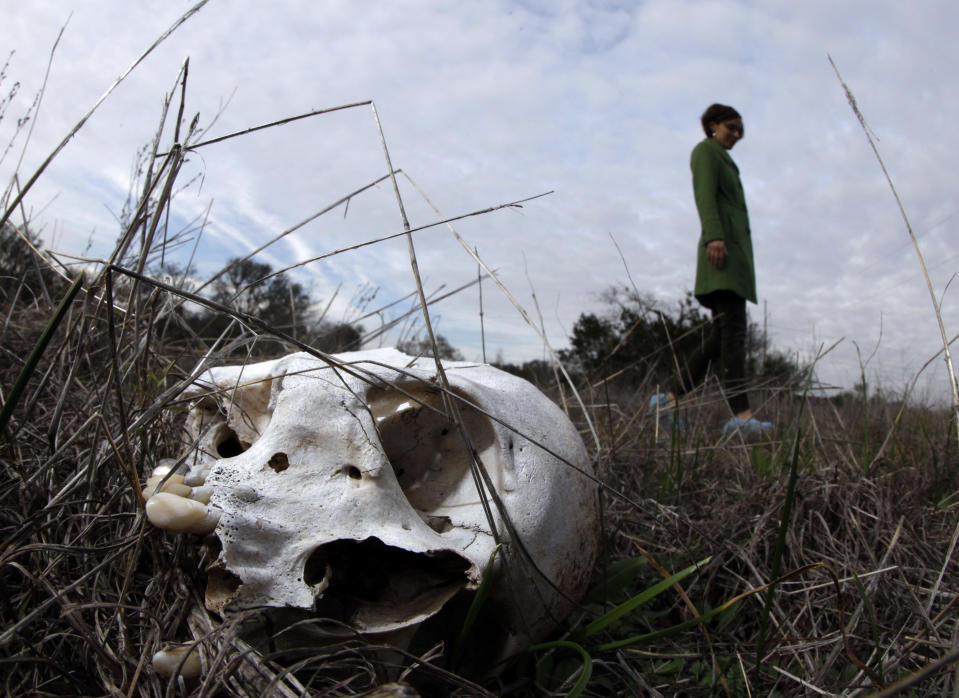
[190,485,213,504]
[144,474,193,499]
[152,645,202,679]
[145,492,219,535]
[152,348,599,660]
[182,468,209,487]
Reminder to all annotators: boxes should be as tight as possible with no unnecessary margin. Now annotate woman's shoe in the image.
[722,417,773,436]
[649,393,684,433]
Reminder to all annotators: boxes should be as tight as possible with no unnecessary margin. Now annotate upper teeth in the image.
[143,461,219,535]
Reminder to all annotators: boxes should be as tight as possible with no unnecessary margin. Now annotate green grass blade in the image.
[851,568,885,686]
[755,371,812,671]
[583,556,649,605]
[596,596,737,652]
[527,640,592,698]
[577,556,710,640]
[452,544,500,666]
[593,564,820,653]
[0,275,83,439]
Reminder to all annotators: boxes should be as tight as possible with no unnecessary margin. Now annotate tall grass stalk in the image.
[1,32,957,695]
[0,273,82,437]
[398,170,603,456]
[754,390,805,673]
[0,0,210,230]
[830,55,959,447]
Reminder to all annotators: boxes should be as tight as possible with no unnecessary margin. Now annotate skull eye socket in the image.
[204,376,275,460]
[216,430,246,458]
[369,385,497,512]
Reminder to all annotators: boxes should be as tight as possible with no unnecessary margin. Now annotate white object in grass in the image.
[151,645,202,679]
[146,349,599,661]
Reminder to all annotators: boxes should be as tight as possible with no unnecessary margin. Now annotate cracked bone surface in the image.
[146,348,599,661]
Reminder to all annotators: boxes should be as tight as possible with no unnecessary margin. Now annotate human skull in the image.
[146,348,598,661]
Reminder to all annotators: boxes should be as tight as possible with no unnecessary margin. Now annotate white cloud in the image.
[3,0,959,401]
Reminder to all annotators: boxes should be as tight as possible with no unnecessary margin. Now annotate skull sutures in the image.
[146,348,599,662]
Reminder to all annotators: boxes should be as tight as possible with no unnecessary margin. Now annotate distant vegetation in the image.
[177,255,363,358]
[3,213,957,695]
[497,285,803,392]
[1,42,956,691]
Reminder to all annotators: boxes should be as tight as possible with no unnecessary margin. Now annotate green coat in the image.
[690,137,757,304]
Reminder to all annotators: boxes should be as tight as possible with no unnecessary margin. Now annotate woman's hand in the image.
[707,240,728,269]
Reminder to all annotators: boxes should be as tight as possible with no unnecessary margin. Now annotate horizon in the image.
[2,0,958,403]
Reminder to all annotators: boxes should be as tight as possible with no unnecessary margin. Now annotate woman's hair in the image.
[700,103,742,137]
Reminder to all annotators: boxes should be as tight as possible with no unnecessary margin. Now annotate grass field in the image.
[1,213,957,696]
[2,31,958,697]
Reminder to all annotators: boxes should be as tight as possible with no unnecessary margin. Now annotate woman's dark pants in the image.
[677,290,749,414]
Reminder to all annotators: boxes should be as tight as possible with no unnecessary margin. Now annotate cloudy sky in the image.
[2,0,958,402]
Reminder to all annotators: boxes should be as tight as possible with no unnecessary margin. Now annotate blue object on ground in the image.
[649,393,684,432]
[648,393,670,411]
[722,416,774,436]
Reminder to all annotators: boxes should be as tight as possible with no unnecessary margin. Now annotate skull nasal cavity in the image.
[303,538,471,601]
[268,452,289,472]
[216,431,246,458]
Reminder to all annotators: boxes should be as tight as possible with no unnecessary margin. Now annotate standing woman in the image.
[652,103,772,435]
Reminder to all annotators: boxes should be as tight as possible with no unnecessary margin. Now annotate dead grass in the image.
[1,33,957,695]
[555,375,959,696]
[1,259,956,697]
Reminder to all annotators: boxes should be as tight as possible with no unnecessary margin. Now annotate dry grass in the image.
[1,29,957,696]
[1,249,957,696]
[550,375,959,696]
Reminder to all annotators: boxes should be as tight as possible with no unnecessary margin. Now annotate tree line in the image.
[495,286,803,390]
[0,222,799,387]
